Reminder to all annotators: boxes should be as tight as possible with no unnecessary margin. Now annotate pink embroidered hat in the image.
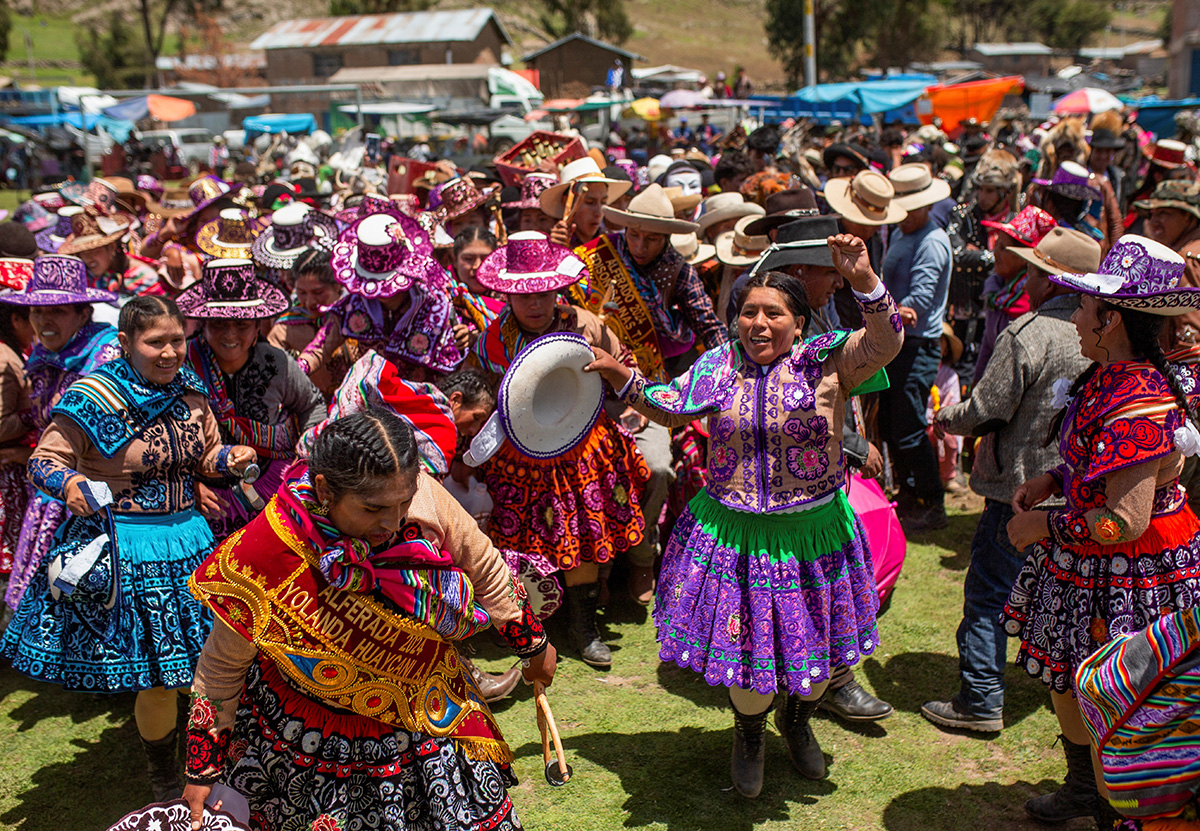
[176,258,290,320]
[1049,234,1200,316]
[2,254,116,305]
[502,173,558,211]
[474,232,588,296]
[333,194,402,225]
[252,203,338,270]
[982,205,1057,246]
[331,212,441,299]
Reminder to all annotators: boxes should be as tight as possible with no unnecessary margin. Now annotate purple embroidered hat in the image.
[136,175,165,200]
[2,254,117,305]
[333,194,403,225]
[331,212,441,299]
[176,258,290,320]
[1049,235,1200,316]
[252,203,338,270]
[35,207,84,253]
[474,232,588,296]
[14,200,54,233]
[502,173,558,211]
[1033,160,1103,202]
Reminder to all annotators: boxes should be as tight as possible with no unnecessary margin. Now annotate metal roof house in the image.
[521,33,642,98]
[968,42,1053,77]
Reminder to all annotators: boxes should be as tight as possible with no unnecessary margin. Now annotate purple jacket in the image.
[620,286,903,513]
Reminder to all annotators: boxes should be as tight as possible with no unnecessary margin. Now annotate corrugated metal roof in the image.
[330,64,493,83]
[972,42,1052,56]
[249,8,511,50]
[521,33,643,63]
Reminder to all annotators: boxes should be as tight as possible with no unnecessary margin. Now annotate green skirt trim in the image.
[688,488,858,564]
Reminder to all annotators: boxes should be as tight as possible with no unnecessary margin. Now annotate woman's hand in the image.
[452,323,473,351]
[182,782,214,831]
[226,446,257,475]
[827,233,878,292]
[584,347,633,391]
[898,306,919,327]
[64,476,96,517]
[195,482,227,519]
[1006,510,1050,550]
[618,406,648,434]
[522,642,557,687]
[1012,473,1058,514]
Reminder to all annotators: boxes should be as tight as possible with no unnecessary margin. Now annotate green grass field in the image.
[0,499,1086,831]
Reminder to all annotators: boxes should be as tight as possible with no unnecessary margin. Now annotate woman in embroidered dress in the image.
[1002,235,1200,830]
[450,226,502,351]
[1,295,257,801]
[469,232,650,669]
[586,234,903,797]
[300,210,463,396]
[181,259,326,540]
[1,255,122,613]
[182,409,556,831]
[0,292,33,618]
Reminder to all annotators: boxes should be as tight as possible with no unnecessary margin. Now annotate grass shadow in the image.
[0,665,137,732]
[514,726,837,830]
[882,781,1095,831]
[654,661,735,710]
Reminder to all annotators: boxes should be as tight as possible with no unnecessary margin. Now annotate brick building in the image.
[521,33,642,99]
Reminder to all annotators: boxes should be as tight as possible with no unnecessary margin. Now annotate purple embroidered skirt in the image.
[656,488,880,695]
[4,492,65,610]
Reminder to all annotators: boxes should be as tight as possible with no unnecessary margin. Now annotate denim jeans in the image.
[879,336,943,503]
[955,499,1032,718]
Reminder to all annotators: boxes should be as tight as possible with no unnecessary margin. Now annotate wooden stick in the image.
[534,681,569,782]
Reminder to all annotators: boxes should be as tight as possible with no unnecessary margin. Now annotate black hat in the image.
[822,143,870,173]
[755,215,839,271]
[742,187,819,237]
[1090,128,1127,150]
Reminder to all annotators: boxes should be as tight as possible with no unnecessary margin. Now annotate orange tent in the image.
[919,76,1024,129]
[146,94,196,122]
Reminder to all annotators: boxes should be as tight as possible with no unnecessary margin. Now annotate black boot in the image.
[730,696,772,798]
[776,694,827,780]
[141,729,183,802]
[1024,734,1099,823]
[565,582,612,668]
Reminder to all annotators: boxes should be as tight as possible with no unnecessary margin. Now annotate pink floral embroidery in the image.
[312,814,341,831]
[785,446,829,481]
[190,696,218,731]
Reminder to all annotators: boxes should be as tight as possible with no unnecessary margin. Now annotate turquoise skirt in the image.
[2,509,215,692]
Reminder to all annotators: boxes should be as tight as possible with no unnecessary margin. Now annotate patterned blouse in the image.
[619,283,902,514]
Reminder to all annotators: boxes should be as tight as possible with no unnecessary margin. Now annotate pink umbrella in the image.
[1052,87,1123,115]
[659,89,708,110]
[845,474,907,604]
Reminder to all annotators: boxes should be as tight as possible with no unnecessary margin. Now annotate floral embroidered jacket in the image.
[619,285,903,513]
[28,359,235,514]
[1046,359,1200,546]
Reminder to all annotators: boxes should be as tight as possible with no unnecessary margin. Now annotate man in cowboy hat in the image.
[882,163,954,531]
[573,184,729,603]
[545,158,632,249]
[824,170,907,328]
[926,227,1100,743]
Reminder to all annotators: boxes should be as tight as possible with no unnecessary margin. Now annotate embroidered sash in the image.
[571,236,667,382]
[189,494,512,764]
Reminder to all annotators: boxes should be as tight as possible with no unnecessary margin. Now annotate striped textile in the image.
[1076,608,1200,819]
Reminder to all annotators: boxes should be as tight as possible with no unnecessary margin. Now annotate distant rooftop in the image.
[1078,39,1164,60]
[972,42,1052,56]
[249,8,512,51]
[522,32,644,63]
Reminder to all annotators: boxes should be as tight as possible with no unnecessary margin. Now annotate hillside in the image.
[1,0,1172,90]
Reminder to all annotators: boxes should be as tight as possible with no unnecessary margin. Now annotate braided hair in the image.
[0,304,28,357]
[436,368,496,409]
[737,270,812,322]
[310,408,418,498]
[292,247,336,287]
[118,295,185,337]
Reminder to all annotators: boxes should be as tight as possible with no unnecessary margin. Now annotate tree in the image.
[766,0,878,84]
[138,0,184,86]
[0,0,11,62]
[1028,0,1111,51]
[328,0,435,16]
[538,0,633,45]
[76,12,146,89]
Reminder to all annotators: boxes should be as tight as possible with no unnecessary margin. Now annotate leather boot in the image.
[1024,734,1100,823]
[730,696,772,798]
[464,657,522,703]
[819,679,894,721]
[566,582,612,668]
[776,694,827,780]
[141,729,183,802]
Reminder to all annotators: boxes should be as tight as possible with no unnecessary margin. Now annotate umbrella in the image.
[1053,87,1123,115]
[102,94,196,122]
[658,89,709,110]
[845,474,906,604]
[624,97,662,121]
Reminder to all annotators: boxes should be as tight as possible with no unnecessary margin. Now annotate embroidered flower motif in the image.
[780,382,814,412]
[227,739,248,762]
[649,387,682,406]
[726,615,741,640]
[532,491,566,542]
[782,417,812,442]
[890,313,904,333]
[407,332,430,355]
[786,446,828,481]
[346,311,370,335]
[709,443,739,480]
[1089,617,1109,643]
[312,814,341,831]
[190,697,218,731]
[1095,516,1122,541]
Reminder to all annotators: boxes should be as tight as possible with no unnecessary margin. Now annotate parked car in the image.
[139,128,214,172]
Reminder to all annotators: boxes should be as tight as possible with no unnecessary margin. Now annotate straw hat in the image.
[824,170,907,226]
[888,164,952,211]
[58,212,130,256]
[715,215,770,267]
[1009,226,1103,277]
[695,193,764,236]
[196,209,259,259]
[601,184,699,234]
[498,331,604,459]
[663,185,702,214]
[1048,235,1200,316]
[331,212,440,299]
[539,158,632,219]
[671,233,717,266]
[474,232,588,295]
[176,258,290,320]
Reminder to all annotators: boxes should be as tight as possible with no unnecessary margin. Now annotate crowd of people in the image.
[0,104,1197,831]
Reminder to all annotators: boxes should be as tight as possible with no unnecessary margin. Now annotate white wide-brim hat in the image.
[539,158,632,220]
[465,331,604,463]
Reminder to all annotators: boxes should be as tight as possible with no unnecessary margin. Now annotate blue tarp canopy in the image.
[102,96,155,122]
[7,112,101,128]
[791,78,933,113]
[1131,98,1200,139]
[243,113,317,136]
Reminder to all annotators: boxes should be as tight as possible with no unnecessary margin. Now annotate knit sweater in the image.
[936,294,1090,502]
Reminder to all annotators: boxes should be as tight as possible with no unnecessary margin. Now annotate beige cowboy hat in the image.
[663,185,703,215]
[540,158,632,220]
[670,232,717,266]
[1009,226,1103,277]
[715,215,769,267]
[888,163,952,211]
[602,184,699,235]
[824,170,907,226]
[940,321,964,364]
[696,192,765,236]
